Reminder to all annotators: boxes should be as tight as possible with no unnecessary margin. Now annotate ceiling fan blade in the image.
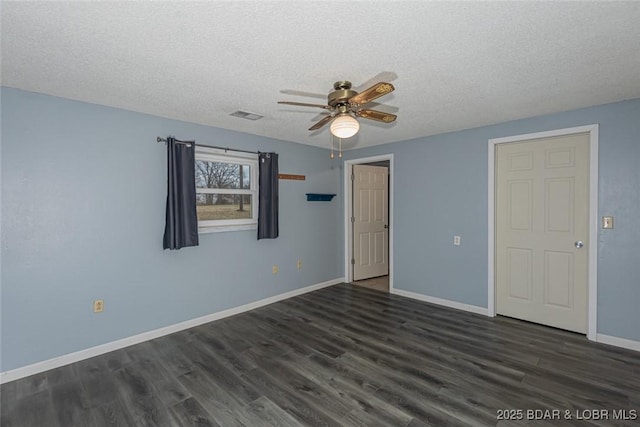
[354,109,397,123]
[278,101,331,110]
[309,115,335,131]
[365,101,399,113]
[348,82,395,106]
[354,71,398,92]
[280,89,326,100]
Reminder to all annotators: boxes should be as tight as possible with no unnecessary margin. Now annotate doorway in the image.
[344,154,394,292]
[488,125,599,340]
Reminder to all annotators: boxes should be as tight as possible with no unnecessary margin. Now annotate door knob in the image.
[575,240,584,249]
[383,224,389,229]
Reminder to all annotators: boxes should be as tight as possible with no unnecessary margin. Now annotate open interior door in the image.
[353,164,389,281]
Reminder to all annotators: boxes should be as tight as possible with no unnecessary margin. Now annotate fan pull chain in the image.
[330,134,335,159]
[329,135,343,159]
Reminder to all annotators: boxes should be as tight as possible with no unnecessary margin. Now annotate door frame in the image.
[487,124,599,340]
[344,154,394,291]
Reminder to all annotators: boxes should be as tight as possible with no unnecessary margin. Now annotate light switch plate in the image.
[602,216,614,229]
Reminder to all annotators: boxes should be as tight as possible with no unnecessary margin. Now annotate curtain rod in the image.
[156,137,260,155]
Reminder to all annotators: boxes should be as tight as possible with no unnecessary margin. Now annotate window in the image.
[195,146,258,232]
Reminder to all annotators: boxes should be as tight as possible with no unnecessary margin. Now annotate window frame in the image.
[194,146,259,233]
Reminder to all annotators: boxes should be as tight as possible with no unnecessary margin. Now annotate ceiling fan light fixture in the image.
[330,114,359,138]
[278,78,396,137]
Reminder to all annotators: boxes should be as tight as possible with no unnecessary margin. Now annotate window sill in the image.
[198,224,257,234]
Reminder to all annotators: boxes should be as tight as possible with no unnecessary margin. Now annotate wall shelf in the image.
[305,193,336,202]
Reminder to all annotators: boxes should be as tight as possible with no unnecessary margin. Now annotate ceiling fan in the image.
[278,80,397,139]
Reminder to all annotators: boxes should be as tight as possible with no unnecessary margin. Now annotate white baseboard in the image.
[0,277,344,384]
[391,288,489,316]
[596,333,640,352]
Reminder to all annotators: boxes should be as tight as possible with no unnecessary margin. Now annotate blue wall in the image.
[0,88,343,372]
[344,98,640,342]
[2,88,638,373]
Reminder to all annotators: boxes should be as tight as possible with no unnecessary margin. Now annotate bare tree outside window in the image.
[195,159,253,221]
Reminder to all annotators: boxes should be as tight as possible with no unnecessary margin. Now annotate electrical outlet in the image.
[272,265,278,274]
[93,299,104,313]
[453,235,461,246]
[297,260,302,270]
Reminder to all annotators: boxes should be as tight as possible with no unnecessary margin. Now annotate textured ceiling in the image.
[2,1,640,150]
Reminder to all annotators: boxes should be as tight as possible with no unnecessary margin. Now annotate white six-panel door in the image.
[353,165,389,281]
[496,133,589,333]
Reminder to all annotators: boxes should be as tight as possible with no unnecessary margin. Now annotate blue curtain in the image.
[163,137,199,249]
[257,152,279,239]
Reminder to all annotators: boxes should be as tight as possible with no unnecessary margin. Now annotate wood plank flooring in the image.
[2,284,639,426]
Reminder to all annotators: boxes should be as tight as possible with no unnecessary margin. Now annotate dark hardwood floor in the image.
[2,284,639,426]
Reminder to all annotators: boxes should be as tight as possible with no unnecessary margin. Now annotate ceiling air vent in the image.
[230,110,263,120]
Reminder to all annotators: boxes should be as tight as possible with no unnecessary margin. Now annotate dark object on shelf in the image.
[306,193,336,202]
